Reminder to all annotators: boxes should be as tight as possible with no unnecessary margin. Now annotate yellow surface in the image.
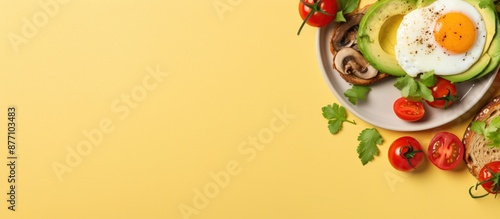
[1,0,500,218]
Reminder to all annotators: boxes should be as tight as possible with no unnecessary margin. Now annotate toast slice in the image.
[463,95,500,178]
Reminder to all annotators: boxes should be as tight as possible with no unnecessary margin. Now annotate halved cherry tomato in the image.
[388,136,425,171]
[425,77,458,109]
[393,97,425,122]
[297,0,337,35]
[427,132,464,170]
[470,161,500,198]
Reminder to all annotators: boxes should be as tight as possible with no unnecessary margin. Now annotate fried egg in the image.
[395,0,486,77]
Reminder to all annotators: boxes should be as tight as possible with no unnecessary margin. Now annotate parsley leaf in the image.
[488,131,500,147]
[342,0,360,14]
[322,103,356,134]
[356,128,383,165]
[335,0,360,22]
[419,71,437,87]
[470,121,487,135]
[418,82,433,101]
[394,75,434,102]
[471,117,500,147]
[344,85,371,105]
[479,0,492,9]
[394,76,417,97]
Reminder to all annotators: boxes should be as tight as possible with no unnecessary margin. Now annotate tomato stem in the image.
[469,165,500,199]
[297,6,316,35]
[485,165,500,198]
[399,141,422,169]
[297,0,329,35]
[469,184,490,199]
[434,88,458,109]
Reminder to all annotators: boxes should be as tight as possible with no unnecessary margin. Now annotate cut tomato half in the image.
[393,97,425,122]
[428,132,464,170]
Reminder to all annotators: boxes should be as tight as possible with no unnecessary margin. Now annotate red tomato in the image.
[297,0,337,34]
[388,136,425,171]
[393,97,425,122]
[470,161,500,198]
[427,132,464,170]
[425,77,458,109]
[477,161,500,195]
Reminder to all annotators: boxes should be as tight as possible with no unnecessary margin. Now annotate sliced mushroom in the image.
[334,47,378,79]
[331,13,364,52]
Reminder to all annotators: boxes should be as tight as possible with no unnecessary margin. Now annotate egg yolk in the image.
[433,12,476,54]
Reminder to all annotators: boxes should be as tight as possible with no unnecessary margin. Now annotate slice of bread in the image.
[329,5,391,85]
[463,95,500,178]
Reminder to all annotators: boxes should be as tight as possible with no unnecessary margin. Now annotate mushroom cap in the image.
[328,4,391,85]
[330,13,364,53]
[333,47,378,79]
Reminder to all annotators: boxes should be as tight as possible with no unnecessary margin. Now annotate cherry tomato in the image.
[470,161,500,198]
[427,132,464,170]
[425,77,458,109]
[393,97,425,122]
[388,136,425,171]
[478,161,500,193]
[297,0,337,34]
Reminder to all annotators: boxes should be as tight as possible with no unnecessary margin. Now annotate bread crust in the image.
[329,5,391,85]
[463,95,500,178]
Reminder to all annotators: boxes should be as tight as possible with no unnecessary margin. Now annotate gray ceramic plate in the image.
[316,23,499,131]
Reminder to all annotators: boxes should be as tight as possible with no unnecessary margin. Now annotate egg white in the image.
[395,0,486,77]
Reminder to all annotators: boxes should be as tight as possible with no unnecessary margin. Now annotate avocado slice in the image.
[357,0,433,76]
[469,0,497,56]
[441,55,491,83]
[357,0,500,81]
[471,14,500,80]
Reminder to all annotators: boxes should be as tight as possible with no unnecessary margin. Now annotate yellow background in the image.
[1,0,500,218]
